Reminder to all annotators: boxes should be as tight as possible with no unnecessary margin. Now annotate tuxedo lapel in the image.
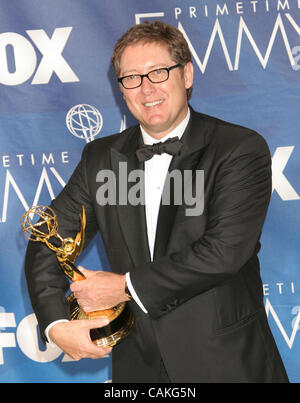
[110,127,151,266]
[153,109,215,259]
[110,110,216,265]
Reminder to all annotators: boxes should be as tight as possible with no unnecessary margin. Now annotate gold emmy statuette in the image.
[21,205,134,348]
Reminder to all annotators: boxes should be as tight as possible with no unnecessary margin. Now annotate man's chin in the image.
[141,118,172,137]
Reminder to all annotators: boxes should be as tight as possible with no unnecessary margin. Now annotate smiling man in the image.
[117,41,193,138]
[25,21,288,383]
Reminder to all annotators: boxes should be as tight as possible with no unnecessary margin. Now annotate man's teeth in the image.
[144,100,163,107]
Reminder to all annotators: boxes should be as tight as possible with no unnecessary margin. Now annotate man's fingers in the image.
[81,318,113,358]
[82,317,110,330]
[77,266,97,279]
[48,318,113,361]
[88,344,112,359]
[66,341,112,360]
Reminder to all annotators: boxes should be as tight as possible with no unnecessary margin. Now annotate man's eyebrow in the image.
[120,64,169,76]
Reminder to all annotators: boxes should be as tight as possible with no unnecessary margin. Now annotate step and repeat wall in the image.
[0,0,299,383]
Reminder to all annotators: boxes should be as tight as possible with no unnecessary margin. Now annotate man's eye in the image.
[128,75,138,80]
[153,69,164,75]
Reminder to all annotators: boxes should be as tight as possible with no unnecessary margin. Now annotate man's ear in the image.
[184,61,194,90]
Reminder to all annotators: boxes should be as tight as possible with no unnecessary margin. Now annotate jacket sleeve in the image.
[129,132,272,319]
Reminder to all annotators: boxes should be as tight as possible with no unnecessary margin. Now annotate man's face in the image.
[119,41,193,139]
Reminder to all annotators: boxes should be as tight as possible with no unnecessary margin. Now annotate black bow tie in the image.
[136,136,183,162]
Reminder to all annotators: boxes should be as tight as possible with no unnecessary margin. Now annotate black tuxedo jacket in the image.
[25,108,288,383]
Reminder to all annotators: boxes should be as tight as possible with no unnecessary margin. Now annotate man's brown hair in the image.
[111,20,193,100]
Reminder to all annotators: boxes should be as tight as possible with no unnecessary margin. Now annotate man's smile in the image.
[143,99,164,108]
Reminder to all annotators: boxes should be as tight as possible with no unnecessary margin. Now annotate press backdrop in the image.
[0,0,299,383]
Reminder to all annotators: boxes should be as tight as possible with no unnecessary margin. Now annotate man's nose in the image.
[140,76,156,94]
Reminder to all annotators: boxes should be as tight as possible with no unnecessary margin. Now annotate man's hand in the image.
[49,318,112,360]
[70,267,129,312]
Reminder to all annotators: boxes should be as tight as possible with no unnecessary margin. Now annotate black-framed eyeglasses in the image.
[118,63,182,89]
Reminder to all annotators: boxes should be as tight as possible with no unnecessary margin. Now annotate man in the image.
[25,21,289,382]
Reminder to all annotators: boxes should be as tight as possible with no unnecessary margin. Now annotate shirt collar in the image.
[140,108,190,145]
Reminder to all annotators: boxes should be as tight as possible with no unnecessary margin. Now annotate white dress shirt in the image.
[46,109,191,341]
[126,108,190,313]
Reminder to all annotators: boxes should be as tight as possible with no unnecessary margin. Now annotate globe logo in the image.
[66,104,103,143]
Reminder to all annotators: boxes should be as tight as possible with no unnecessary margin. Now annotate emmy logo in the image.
[21,205,134,348]
[66,104,103,143]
